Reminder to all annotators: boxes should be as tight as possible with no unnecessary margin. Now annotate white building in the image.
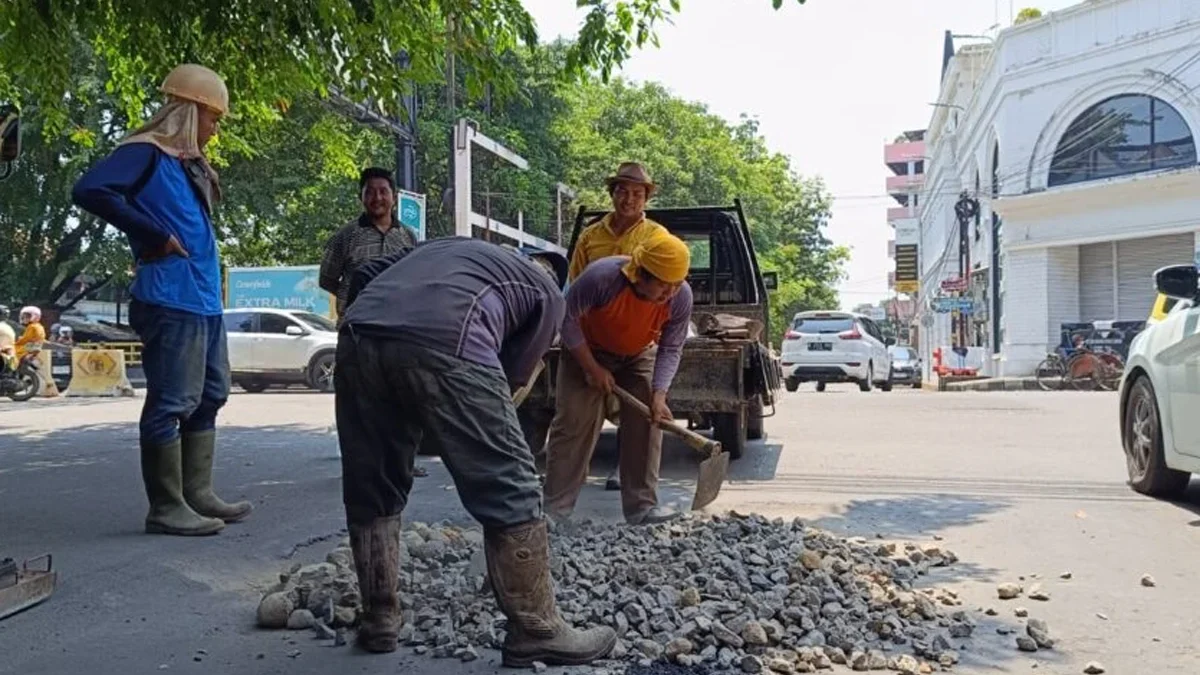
[917,0,1200,378]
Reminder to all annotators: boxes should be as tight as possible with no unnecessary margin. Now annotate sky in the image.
[522,0,1079,309]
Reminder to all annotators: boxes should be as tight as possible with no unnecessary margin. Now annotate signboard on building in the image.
[398,189,427,241]
[931,297,977,314]
[894,221,920,246]
[894,243,919,294]
[224,266,334,318]
[940,277,968,292]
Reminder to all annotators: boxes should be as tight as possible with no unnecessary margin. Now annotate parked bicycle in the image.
[1035,342,1124,391]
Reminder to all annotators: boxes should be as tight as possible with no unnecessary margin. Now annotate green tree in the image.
[0,0,808,147]
[1014,7,1043,24]
[0,42,134,309]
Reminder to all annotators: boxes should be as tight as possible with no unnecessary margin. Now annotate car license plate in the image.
[807,342,832,351]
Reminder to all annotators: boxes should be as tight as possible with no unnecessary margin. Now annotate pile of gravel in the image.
[258,512,977,673]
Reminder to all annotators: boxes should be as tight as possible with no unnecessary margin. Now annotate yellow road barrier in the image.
[65,349,135,397]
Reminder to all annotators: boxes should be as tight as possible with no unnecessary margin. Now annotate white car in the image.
[222,308,338,393]
[1120,264,1200,497]
[780,311,894,392]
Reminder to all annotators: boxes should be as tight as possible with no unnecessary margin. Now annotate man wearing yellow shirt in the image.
[567,162,668,492]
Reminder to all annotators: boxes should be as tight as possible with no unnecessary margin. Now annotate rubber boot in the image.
[485,518,616,667]
[181,430,253,523]
[349,515,403,653]
[141,439,225,536]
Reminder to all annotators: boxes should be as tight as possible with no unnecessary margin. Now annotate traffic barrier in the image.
[64,348,135,397]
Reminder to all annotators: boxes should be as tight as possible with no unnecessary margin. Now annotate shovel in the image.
[611,384,729,511]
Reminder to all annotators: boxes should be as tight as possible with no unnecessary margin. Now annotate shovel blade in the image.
[690,451,730,511]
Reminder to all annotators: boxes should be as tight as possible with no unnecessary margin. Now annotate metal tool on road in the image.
[611,384,729,511]
[0,554,57,621]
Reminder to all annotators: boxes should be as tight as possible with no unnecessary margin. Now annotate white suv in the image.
[780,311,894,392]
[222,308,338,393]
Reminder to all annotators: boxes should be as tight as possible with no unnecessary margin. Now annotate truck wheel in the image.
[816,381,826,392]
[784,378,799,393]
[713,410,746,461]
[746,396,765,441]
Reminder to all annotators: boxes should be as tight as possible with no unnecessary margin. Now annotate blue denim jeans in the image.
[129,299,230,446]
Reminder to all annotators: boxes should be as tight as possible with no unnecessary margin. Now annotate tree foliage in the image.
[0,0,807,149]
[1014,7,1044,24]
[0,1,837,338]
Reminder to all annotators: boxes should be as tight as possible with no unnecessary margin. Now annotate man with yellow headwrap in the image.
[542,231,694,525]
[568,161,667,492]
[72,64,251,537]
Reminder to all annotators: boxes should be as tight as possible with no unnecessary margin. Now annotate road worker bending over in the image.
[542,231,694,525]
[334,237,616,666]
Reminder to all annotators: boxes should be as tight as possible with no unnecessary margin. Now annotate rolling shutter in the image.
[1116,233,1194,321]
[1078,242,1114,322]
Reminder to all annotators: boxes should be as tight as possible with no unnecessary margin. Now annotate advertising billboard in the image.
[224,265,335,318]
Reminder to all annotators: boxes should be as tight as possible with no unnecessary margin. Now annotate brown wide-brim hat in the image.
[604,161,657,197]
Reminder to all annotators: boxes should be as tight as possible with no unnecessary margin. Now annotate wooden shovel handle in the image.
[611,384,722,456]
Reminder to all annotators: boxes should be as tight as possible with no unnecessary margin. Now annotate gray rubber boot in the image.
[485,519,616,667]
[141,439,225,536]
[349,515,403,653]
[181,430,253,523]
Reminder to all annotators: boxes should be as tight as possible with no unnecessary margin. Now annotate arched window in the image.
[1048,94,1196,187]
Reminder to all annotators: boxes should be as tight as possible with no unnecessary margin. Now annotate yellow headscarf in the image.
[622,231,691,284]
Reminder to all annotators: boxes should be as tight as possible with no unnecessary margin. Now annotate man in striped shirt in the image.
[319,167,416,323]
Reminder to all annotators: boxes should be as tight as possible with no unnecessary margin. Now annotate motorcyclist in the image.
[0,305,16,372]
[15,305,46,359]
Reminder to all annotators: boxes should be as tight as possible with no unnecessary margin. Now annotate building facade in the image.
[917,0,1200,378]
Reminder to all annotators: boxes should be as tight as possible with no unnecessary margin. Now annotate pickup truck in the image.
[518,201,782,460]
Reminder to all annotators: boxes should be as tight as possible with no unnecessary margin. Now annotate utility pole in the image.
[954,192,980,348]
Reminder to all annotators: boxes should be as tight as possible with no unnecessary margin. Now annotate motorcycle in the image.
[0,353,40,401]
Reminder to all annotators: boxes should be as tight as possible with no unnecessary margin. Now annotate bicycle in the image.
[1035,352,1068,391]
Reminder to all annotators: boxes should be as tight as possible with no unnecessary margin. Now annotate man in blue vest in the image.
[72,64,250,537]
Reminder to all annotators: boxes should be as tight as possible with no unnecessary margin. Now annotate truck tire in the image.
[746,396,765,441]
[784,378,799,393]
[713,409,746,461]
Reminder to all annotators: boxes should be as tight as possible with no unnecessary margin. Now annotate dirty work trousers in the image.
[334,331,542,529]
[542,347,661,520]
[129,299,230,446]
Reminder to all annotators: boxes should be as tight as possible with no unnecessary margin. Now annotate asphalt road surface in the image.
[2,384,1198,675]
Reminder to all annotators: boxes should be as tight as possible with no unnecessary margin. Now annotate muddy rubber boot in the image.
[181,430,253,523]
[349,515,402,653]
[485,519,617,667]
[141,439,225,536]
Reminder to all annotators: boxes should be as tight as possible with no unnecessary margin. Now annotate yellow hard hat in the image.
[160,64,229,116]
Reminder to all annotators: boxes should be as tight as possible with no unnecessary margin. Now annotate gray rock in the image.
[894,654,921,675]
[286,609,315,630]
[741,654,765,673]
[1016,635,1038,652]
[997,583,1022,600]
[1140,574,1156,588]
[1027,619,1054,649]
[1084,663,1106,674]
[665,637,694,659]
[256,592,293,629]
[742,620,769,646]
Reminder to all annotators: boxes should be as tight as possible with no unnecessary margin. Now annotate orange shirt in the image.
[580,285,672,356]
